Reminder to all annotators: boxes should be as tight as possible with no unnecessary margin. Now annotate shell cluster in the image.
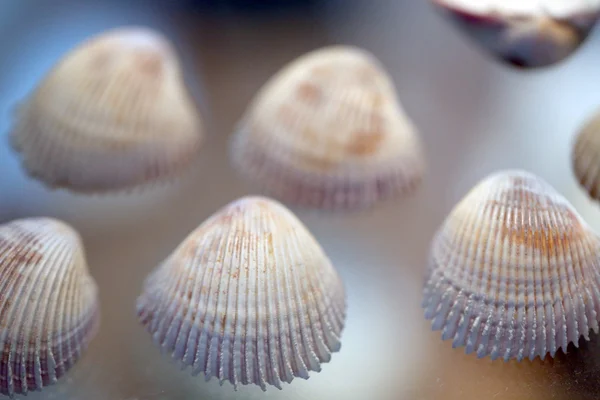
[10,26,204,194]
[433,0,600,68]
[6,9,600,397]
[230,46,425,210]
[0,218,100,396]
[573,111,600,201]
[423,170,600,361]
[137,196,347,390]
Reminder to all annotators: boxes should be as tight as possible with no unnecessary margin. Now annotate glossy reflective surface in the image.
[2,1,600,399]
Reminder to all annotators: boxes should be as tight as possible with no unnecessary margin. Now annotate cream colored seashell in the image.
[10,26,204,193]
[137,196,346,390]
[230,46,425,210]
[433,0,600,68]
[0,218,100,396]
[422,170,600,361]
[573,111,600,201]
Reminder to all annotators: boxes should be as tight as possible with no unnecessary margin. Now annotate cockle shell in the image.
[573,111,600,201]
[230,46,425,210]
[10,26,204,193]
[0,218,100,396]
[137,196,346,390]
[422,170,600,361]
[433,0,600,68]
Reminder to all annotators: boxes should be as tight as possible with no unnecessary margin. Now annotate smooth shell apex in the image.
[423,170,600,361]
[230,46,425,210]
[434,0,600,68]
[573,111,600,201]
[0,218,100,396]
[10,26,204,193]
[137,196,346,390]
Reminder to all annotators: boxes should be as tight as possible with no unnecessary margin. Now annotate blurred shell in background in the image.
[230,46,425,211]
[423,170,600,361]
[137,196,346,390]
[0,218,100,397]
[9,26,204,194]
[573,110,600,201]
[433,0,600,68]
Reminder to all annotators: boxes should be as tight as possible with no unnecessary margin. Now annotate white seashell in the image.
[573,110,600,201]
[10,26,204,194]
[433,0,600,68]
[422,170,600,361]
[0,218,100,396]
[137,196,346,390]
[230,46,425,210]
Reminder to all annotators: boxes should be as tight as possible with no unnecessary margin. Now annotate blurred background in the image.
[2,0,600,399]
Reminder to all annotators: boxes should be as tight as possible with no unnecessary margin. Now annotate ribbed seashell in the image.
[230,46,425,211]
[433,0,600,68]
[137,196,346,390]
[573,110,600,201]
[0,218,100,397]
[10,26,204,194]
[422,170,600,361]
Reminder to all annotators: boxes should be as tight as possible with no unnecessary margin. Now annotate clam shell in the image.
[230,46,425,210]
[10,26,204,194]
[433,0,600,68]
[137,196,346,390]
[573,111,600,201]
[0,218,99,396]
[422,170,600,361]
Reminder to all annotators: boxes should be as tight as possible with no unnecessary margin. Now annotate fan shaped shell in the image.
[230,46,425,210]
[0,218,99,396]
[10,26,204,193]
[423,170,600,361]
[137,196,346,390]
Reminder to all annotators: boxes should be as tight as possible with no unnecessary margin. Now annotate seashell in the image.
[10,26,204,194]
[422,170,600,361]
[137,196,346,390]
[433,0,600,68]
[573,110,600,201]
[0,218,100,396]
[230,46,425,210]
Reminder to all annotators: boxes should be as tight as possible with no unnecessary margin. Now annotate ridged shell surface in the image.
[434,0,600,68]
[0,218,100,396]
[10,26,204,193]
[423,170,600,361]
[573,111,600,201]
[230,46,425,210]
[137,196,346,390]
